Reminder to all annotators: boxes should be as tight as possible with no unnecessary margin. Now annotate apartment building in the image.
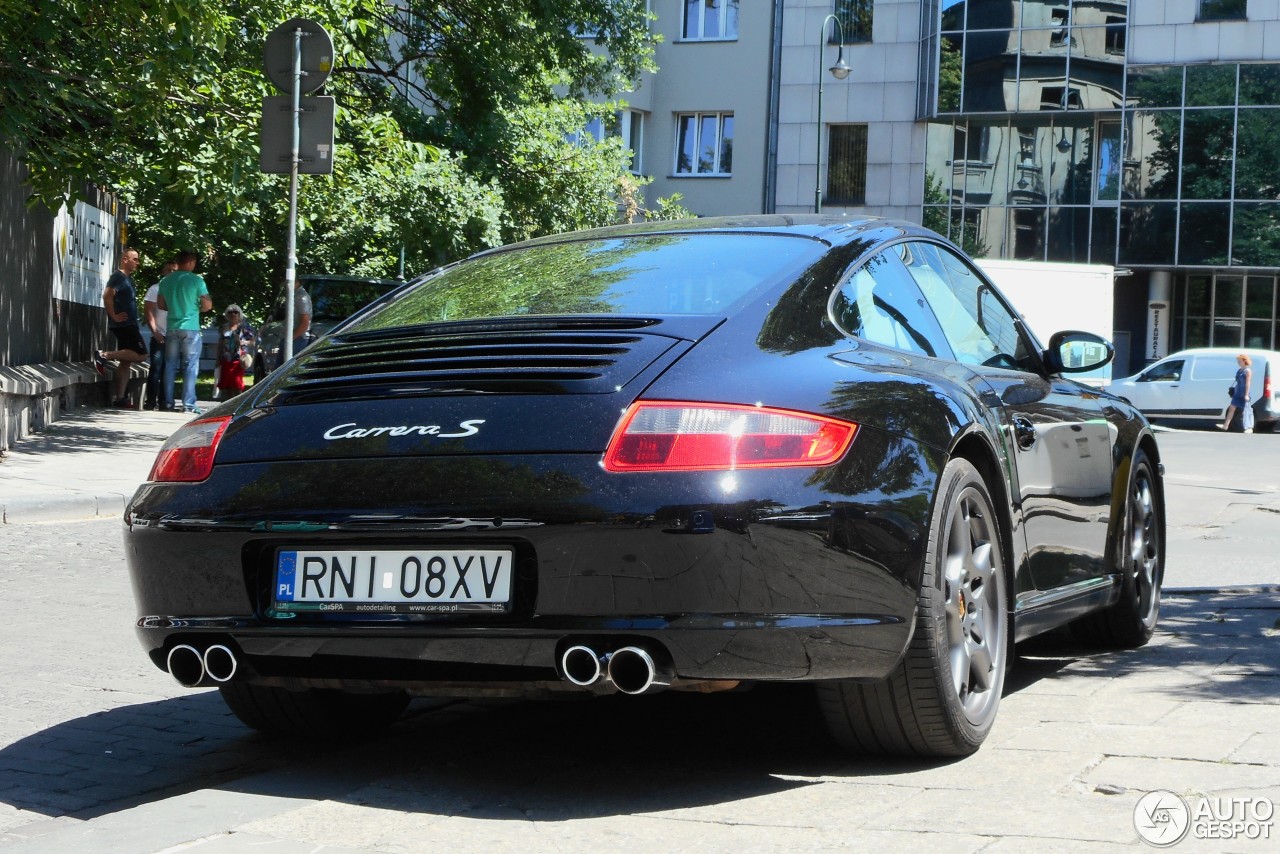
[617,0,1280,373]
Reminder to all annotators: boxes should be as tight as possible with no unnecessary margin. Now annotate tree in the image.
[0,0,658,316]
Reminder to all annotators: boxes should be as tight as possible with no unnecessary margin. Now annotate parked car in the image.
[254,275,403,380]
[1105,347,1279,432]
[125,216,1166,758]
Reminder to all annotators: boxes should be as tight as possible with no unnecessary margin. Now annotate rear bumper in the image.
[125,442,937,686]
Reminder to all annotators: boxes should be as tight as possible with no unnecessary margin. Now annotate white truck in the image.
[976,259,1116,385]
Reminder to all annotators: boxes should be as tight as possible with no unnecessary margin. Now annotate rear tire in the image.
[818,459,1009,757]
[219,683,409,737]
[1070,448,1164,648]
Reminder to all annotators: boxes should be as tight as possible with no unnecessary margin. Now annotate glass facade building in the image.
[920,1,1280,361]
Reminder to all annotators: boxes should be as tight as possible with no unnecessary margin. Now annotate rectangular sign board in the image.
[259,95,336,175]
[52,200,117,306]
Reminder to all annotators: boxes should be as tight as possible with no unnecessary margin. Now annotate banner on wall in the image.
[51,200,117,306]
[1146,300,1170,361]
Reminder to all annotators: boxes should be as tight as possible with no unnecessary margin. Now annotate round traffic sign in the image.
[264,17,335,95]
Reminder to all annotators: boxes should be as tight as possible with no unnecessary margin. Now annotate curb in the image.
[1,493,127,524]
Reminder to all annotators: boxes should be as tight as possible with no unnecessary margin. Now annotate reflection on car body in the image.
[126,216,1166,758]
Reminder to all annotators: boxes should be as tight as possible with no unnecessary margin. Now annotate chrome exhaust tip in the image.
[166,644,206,688]
[561,645,607,687]
[608,646,673,695]
[203,644,238,683]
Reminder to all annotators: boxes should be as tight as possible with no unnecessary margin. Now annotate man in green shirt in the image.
[157,250,213,412]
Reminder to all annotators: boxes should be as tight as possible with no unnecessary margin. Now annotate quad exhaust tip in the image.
[559,643,674,695]
[166,643,240,687]
[166,644,206,688]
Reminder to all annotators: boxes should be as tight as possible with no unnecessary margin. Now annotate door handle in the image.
[1013,415,1036,450]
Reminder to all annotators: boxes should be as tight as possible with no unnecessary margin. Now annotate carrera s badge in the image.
[323,420,485,441]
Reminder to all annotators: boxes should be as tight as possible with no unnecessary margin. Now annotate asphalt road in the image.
[0,426,1275,852]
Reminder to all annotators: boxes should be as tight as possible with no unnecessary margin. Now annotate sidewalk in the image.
[0,404,194,523]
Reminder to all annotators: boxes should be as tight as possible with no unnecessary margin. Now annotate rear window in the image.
[349,234,824,330]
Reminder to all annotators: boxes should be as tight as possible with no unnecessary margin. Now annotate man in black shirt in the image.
[92,247,148,408]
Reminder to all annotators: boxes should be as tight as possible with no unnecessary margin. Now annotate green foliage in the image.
[0,0,657,318]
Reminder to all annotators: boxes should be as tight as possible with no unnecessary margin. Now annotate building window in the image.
[675,112,733,175]
[683,0,739,40]
[567,116,607,148]
[621,110,645,174]
[826,125,868,205]
[1105,16,1127,54]
[1199,0,1247,21]
[833,0,873,45]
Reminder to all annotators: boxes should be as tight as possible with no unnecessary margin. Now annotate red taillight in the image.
[148,417,231,482]
[1265,370,1273,401]
[603,402,857,472]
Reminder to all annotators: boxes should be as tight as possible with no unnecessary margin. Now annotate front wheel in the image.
[818,458,1009,757]
[1070,448,1164,648]
[219,683,409,737]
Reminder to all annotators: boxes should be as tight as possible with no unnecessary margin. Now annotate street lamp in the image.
[815,13,852,214]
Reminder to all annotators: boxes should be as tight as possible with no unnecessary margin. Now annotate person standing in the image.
[290,283,313,363]
[158,250,212,413]
[92,247,148,407]
[214,304,255,398]
[1221,353,1254,433]
[142,259,178,410]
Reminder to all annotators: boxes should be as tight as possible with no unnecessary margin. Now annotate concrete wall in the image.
[1129,0,1280,63]
[775,0,926,221]
[0,147,120,450]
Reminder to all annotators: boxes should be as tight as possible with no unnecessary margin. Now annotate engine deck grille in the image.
[269,318,679,403]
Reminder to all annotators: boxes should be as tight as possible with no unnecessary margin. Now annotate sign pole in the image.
[283,25,303,363]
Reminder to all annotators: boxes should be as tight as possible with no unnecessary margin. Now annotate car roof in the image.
[475,214,930,257]
[1160,347,1280,360]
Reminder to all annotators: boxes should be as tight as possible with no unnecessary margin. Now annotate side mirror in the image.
[1044,330,1114,375]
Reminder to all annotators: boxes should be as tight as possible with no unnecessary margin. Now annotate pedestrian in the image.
[92,247,148,408]
[1220,353,1254,433]
[142,259,178,410]
[290,282,312,362]
[157,250,213,414]
[213,304,255,399]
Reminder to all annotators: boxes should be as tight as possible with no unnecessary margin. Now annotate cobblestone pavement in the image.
[0,518,1277,852]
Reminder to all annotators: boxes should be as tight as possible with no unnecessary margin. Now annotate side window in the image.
[830,251,954,359]
[1139,360,1184,382]
[902,241,1036,371]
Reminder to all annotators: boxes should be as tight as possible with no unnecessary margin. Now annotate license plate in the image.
[273,548,513,614]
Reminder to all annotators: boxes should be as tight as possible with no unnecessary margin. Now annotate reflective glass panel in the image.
[1246,276,1274,319]
[1185,64,1236,108]
[1126,66,1182,109]
[1011,206,1045,260]
[973,205,1004,257]
[1181,110,1234,201]
[939,34,963,113]
[1240,65,1280,107]
[698,114,719,173]
[941,0,967,31]
[1231,204,1280,267]
[1046,206,1092,263]
[1050,123,1094,205]
[1069,28,1124,109]
[963,30,1018,112]
[1091,207,1117,265]
[1118,203,1177,265]
[1125,111,1179,201]
[1214,275,1244,318]
[1212,319,1243,347]
[1179,203,1231,266]
[1244,319,1273,349]
[1233,108,1280,200]
[1184,317,1210,348]
[1185,275,1212,316]
[925,122,957,201]
[1095,121,1122,203]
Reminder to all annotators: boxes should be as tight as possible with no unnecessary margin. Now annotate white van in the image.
[1105,347,1279,432]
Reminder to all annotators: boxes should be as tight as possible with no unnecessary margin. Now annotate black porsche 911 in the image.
[125,216,1165,757]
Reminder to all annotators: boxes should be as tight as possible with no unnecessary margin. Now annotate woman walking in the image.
[1220,353,1254,433]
